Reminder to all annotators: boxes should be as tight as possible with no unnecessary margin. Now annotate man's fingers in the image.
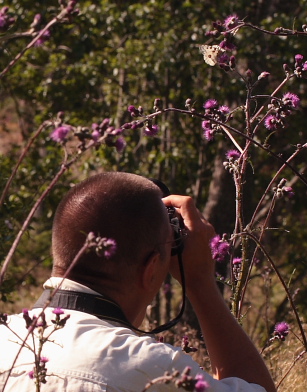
[163,195,214,236]
[162,195,201,228]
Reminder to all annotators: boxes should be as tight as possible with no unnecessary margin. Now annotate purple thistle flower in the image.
[232,257,242,265]
[143,124,159,137]
[303,62,307,71]
[210,235,230,262]
[282,92,300,109]
[226,149,240,160]
[103,238,117,258]
[274,321,289,340]
[50,125,71,142]
[264,114,278,130]
[194,375,210,392]
[115,136,126,153]
[219,105,230,114]
[295,54,304,65]
[52,307,64,315]
[203,99,218,110]
[201,120,211,131]
[28,370,35,379]
[210,235,220,248]
[204,129,215,141]
[224,14,239,29]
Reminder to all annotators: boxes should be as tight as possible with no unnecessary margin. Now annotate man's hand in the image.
[162,195,215,290]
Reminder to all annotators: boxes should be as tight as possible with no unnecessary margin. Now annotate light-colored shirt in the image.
[0,278,266,392]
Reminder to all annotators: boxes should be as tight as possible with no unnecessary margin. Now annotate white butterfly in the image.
[199,45,225,66]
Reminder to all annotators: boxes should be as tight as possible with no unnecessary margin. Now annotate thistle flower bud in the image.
[258,71,270,80]
[50,125,71,142]
[229,55,236,69]
[153,98,163,111]
[185,98,192,108]
[245,69,252,81]
[128,105,140,117]
[30,14,42,30]
[0,313,8,325]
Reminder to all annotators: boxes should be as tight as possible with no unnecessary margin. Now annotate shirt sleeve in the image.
[168,346,268,392]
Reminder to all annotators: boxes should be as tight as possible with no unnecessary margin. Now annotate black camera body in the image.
[167,205,185,256]
[149,178,185,256]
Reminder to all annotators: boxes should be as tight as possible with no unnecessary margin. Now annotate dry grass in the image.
[265,329,307,391]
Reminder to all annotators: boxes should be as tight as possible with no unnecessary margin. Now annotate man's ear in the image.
[141,251,161,291]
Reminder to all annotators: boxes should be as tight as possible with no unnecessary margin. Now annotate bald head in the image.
[51,172,170,285]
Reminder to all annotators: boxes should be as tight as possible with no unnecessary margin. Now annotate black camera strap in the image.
[33,289,134,329]
[32,251,185,335]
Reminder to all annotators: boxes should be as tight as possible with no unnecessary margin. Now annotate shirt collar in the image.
[43,277,101,296]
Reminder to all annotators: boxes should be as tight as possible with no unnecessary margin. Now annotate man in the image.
[0,172,276,391]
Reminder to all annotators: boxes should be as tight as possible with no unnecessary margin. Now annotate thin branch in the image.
[0,121,51,208]
[0,8,69,79]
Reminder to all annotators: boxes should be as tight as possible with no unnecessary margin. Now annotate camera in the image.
[149,178,185,256]
[167,205,185,256]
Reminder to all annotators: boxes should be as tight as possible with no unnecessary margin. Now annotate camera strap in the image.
[32,251,185,335]
[32,289,134,329]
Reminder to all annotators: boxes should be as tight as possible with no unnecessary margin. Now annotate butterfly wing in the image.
[199,45,224,66]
